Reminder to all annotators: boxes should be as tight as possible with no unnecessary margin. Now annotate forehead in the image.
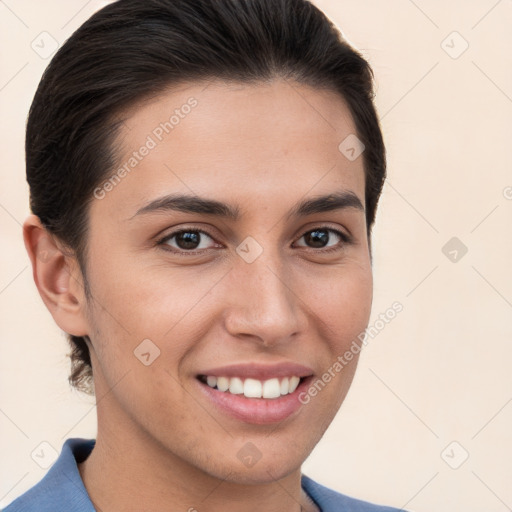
[94,79,365,220]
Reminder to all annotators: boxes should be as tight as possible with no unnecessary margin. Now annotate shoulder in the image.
[301,474,405,512]
[2,438,96,512]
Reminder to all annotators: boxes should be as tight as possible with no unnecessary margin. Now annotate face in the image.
[81,79,372,483]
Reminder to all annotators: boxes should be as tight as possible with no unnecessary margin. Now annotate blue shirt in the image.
[3,438,404,511]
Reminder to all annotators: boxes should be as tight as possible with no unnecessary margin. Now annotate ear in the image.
[23,214,89,337]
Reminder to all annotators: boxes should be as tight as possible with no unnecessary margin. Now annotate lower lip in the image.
[196,377,313,425]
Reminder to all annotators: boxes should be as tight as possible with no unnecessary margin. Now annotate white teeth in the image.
[244,378,262,398]
[280,377,289,395]
[216,376,229,392]
[229,377,244,394]
[289,376,300,393]
[262,378,281,399]
[202,375,304,399]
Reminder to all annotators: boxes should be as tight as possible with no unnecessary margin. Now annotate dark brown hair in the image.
[26,0,386,395]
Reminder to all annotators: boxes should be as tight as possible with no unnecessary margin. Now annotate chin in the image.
[197,447,305,485]
[221,462,301,485]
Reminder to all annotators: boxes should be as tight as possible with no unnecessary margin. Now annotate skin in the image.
[24,79,373,512]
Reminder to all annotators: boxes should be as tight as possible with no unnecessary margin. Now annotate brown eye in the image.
[294,228,348,250]
[160,229,218,252]
[174,231,201,250]
[304,229,329,248]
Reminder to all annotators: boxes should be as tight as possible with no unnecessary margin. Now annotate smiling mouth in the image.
[195,371,314,425]
[197,374,306,399]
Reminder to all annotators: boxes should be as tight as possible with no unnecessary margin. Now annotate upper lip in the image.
[197,362,314,381]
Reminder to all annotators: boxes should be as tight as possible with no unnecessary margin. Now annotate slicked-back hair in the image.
[26,0,386,395]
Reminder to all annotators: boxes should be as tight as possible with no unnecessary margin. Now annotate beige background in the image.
[1,1,511,510]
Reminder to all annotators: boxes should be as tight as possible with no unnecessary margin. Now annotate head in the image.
[24,0,385,483]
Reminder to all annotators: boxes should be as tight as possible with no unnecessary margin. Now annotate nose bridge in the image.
[224,244,304,343]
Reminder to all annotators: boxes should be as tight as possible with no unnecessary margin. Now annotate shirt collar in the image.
[7,438,96,512]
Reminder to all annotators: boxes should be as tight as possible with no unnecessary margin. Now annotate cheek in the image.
[87,246,208,331]
[299,259,373,351]
[87,235,372,369]
[84,253,228,383]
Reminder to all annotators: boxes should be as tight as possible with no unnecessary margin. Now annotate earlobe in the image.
[23,214,89,336]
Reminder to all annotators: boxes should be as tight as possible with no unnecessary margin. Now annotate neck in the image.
[77,420,319,512]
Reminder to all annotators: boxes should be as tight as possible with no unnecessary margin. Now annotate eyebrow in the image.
[129,190,364,221]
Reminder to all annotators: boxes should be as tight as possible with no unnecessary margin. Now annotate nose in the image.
[223,249,307,346]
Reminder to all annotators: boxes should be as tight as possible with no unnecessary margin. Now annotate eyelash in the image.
[156,225,352,256]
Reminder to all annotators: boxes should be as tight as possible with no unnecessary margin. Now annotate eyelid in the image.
[156,223,352,256]
[156,226,222,253]
[293,225,352,249]
[294,219,352,239]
